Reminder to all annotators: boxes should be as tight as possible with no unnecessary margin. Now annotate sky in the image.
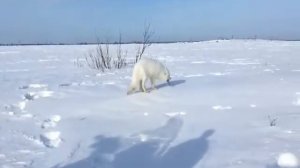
[0,0,300,44]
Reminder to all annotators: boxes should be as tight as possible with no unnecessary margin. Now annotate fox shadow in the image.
[113,129,214,168]
[128,79,185,95]
[156,79,186,89]
[58,117,214,168]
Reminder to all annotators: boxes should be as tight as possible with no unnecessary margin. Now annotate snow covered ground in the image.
[0,40,300,168]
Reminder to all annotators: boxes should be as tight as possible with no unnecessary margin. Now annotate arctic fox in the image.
[127,57,171,95]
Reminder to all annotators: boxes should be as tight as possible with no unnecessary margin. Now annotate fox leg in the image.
[150,78,156,90]
[138,80,143,91]
[141,78,148,92]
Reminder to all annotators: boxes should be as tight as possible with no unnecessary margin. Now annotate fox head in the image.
[160,67,171,84]
[127,84,135,95]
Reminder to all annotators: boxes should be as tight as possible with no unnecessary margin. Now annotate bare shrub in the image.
[74,57,84,68]
[135,24,154,63]
[268,115,278,127]
[84,24,154,72]
[85,37,127,72]
[113,35,127,69]
[85,45,106,72]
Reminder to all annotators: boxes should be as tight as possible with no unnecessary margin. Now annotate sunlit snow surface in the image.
[0,40,300,168]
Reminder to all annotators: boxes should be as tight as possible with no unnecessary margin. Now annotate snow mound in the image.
[42,115,61,129]
[50,115,61,122]
[19,83,48,89]
[164,111,187,117]
[24,91,54,100]
[185,74,204,78]
[24,92,39,100]
[42,121,57,129]
[17,101,27,111]
[191,61,206,64]
[209,72,230,76]
[277,153,299,168]
[212,105,232,110]
[40,131,62,148]
[4,101,27,112]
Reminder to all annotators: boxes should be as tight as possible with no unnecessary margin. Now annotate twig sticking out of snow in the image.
[268,115,278,127]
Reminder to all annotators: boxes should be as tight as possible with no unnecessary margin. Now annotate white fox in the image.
[127,57,171,95]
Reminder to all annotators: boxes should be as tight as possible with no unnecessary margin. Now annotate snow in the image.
[40,131,62,148]
[277,153,299,168]
[50,115,62,123]
[164,112,187,117]
[212,105,233,110]
[41,115,61,129]
[0,40,300,168]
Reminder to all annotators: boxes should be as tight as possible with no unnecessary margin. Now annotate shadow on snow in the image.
[58,117,214,168]
[156,79,186,89]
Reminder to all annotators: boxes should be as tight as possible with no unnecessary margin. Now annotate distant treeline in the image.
[0,38,299,46]
[0,41,192,46]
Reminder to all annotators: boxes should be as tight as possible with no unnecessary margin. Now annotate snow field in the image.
[0,40,300,167]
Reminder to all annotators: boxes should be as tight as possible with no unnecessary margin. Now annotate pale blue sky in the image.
[0,0,300,44]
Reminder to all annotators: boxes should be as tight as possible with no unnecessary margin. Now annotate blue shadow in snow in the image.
[113,129,214,168]
[58,117,214,168]
[156,79,186,89]
[56,136,120,168]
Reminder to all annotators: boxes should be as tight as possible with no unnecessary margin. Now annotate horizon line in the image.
[1,38,300,46]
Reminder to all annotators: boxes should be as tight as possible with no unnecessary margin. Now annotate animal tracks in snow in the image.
[23,91,54,101]
[2,100,35,119]
[2,83,55,119]
[4,101,27,112]
[40,131,62,148]
[19,84,48,90]
[40,115,62,148]
[41,115,61,129]
[1,83,63,149]
[3,82,63,148]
